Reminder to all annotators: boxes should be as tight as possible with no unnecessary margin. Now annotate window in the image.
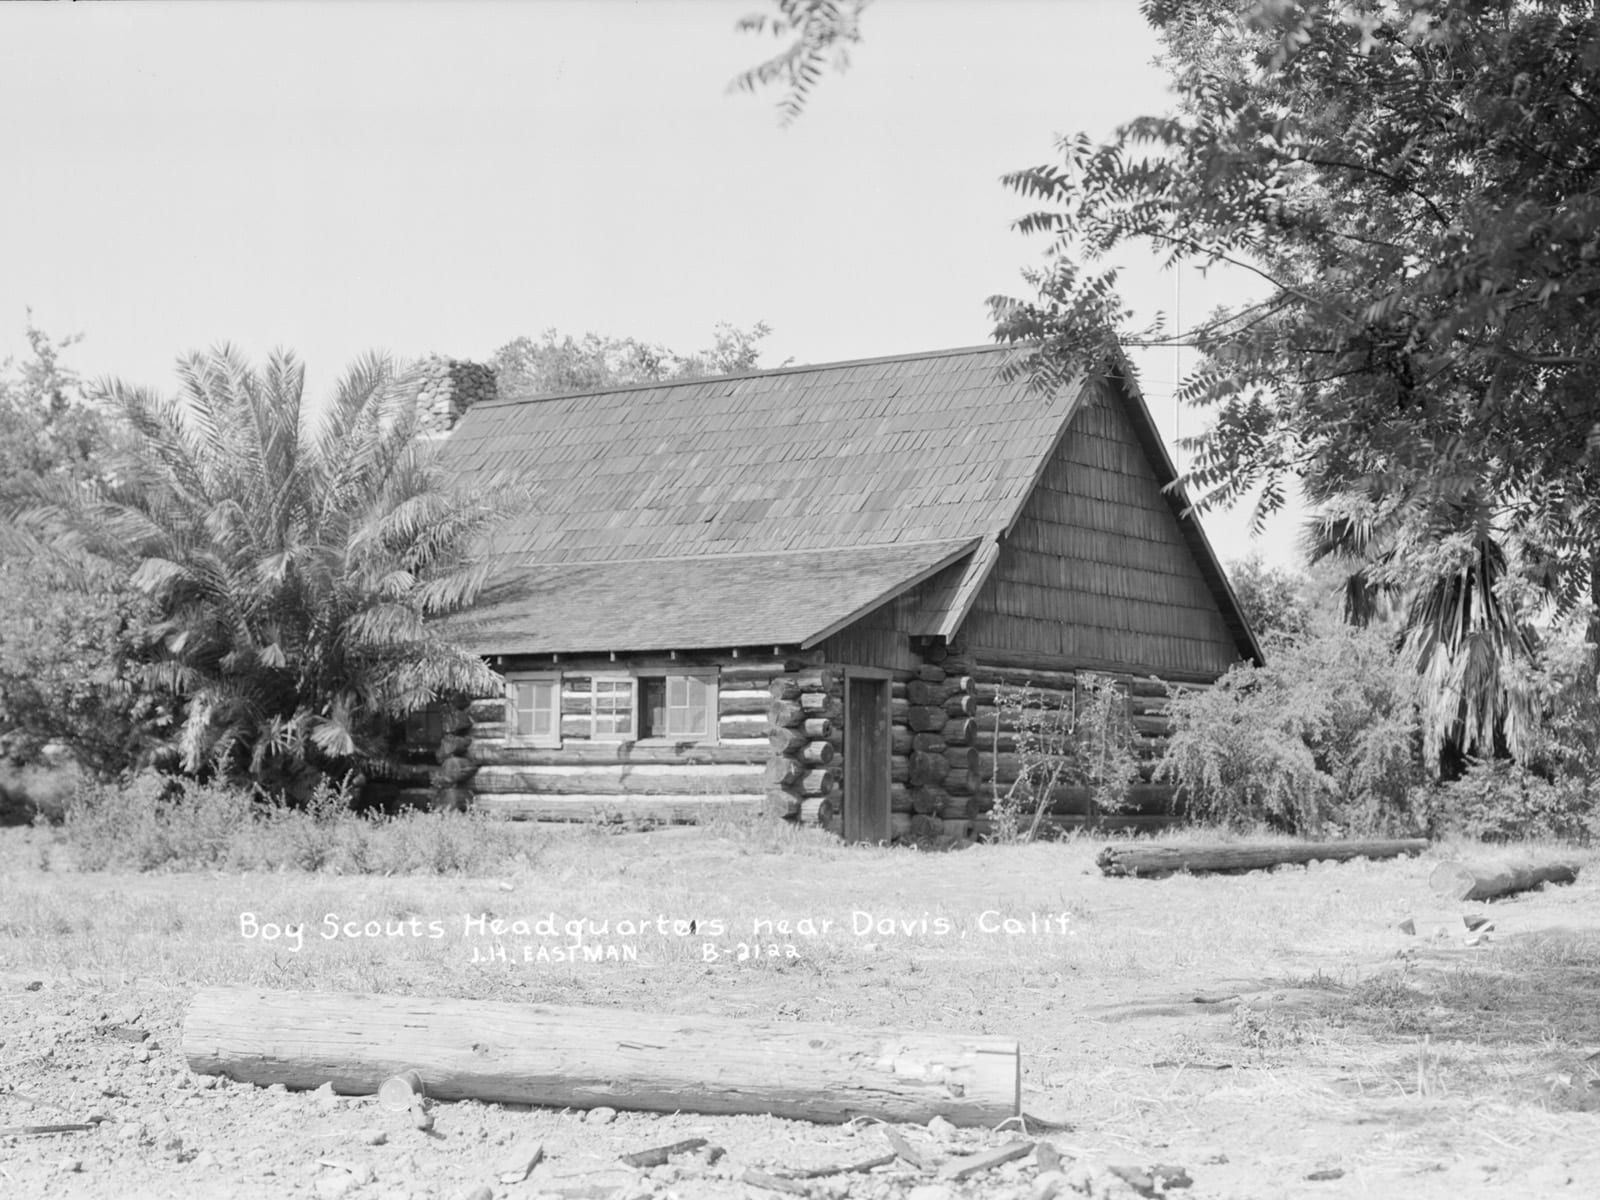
[589,676,634,740]
[638,672,716,740]
[505,673,560,746]
[524,670,718,743]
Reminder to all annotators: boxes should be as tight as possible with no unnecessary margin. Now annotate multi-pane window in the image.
[505,673,559,746]
[589,677,634,740]
[507,670,717,745]
[639,673,713,738]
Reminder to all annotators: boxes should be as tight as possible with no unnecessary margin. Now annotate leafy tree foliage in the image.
[729,1,871,123]
[491,322,778,398]
[25,347,528,796]
[992,0,1600,619]
[1160,617,1426,834]
[0,324,162,774]
[1227,555,1314,644]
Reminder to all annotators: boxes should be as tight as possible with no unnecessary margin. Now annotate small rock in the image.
[926,1115,957,1140]
[118,1122,146,1143]
[1061,1164,1097,1195]
[1033,1171,1067,1200]
[315,1173,358,1199]
[56,1157,83,1174]
[586,1105,617,1125]
[160,1132,184,1154]
[457,1187,495,1200]
[361,1128,388,1146]
[908,1185,956,1200]
[194,1152,218,1169]
[650,1163,679,1182]
[99,1079,124,1097]
[197,1074,220,1090]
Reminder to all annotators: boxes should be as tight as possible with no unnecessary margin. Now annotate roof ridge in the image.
[483,341,1020,409]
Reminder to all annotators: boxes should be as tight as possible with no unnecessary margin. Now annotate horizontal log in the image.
[437,755,479,784]
[799,692,830,713]
[907,680,947,707]
[911,734,947,755]
[472,742,766,767]
[915,664,946,683]
[908,706,946,733]
[795,668,839,693]
[944,695,978,718]
[436,734,471,763]
[768,726,806,755]
[441,710,473,736]
[1428,859,1581,901]
[941,718,975,745]
[944,746,979,775]
[719,689,776,716]
[803,718,833,740]
[765,786,803,819]
[943,819,971,840]
[467,698,504,725]
[183,987,1020,1127]
[909,786,947,816]
[891,727,913,756]
[802,741,835,766]
[939,797,979,822]
[769,700,804,728]
[765,758,804,788]
[944,769,973,797]
[909,752,949,787]
[1098,838,1431,878]
[909,815,944,840]
[474,763,766,796]
[976,665,1081,691]
[720,659,803,684]
[474,795,764,823]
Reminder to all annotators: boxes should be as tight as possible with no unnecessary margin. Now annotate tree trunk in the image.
[1428,859,1581,901]
[1097,839,1429,877]
[182,987,1020,1127]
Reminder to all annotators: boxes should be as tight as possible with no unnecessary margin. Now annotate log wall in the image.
[442,653,819,823]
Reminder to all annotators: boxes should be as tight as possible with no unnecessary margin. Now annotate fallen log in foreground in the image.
[1429,859,1582,901]
[1097,838,1430,878]
[183,986,1019,1127]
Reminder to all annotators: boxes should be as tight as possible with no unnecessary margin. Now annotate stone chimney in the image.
[409,356,498,436]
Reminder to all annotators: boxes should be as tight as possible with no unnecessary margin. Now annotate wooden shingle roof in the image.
[441,343,1258,662]
[445,345,1087,654]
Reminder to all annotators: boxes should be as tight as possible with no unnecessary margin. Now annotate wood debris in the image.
[618,1137,707,1169]
[936,1139,1035,1181]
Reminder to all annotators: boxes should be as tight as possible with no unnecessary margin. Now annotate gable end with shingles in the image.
[443,345,1260,669]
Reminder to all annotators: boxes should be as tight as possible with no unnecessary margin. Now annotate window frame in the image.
[504,671,562,748]
[636,670,719,743]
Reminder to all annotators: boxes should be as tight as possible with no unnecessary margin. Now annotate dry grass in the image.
[3,815,1599,1192]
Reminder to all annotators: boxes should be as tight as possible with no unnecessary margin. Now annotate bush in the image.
[1433,759,1593,843]
[1159,619,1426,835]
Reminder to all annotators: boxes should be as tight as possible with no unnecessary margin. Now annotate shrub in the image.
[1159,618,1426,835]
[1434,759,1592,844]
[990,673,1142,842]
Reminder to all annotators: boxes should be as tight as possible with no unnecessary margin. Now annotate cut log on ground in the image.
[183,987,1020,1127]
[1096,838,1430,877]
[1429,859,1582,901]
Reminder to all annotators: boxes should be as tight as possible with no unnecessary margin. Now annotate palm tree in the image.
[1306,485,1540,773]
[28,345,525,796]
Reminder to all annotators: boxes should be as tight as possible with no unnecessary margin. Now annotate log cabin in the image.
[393,345,1262,841]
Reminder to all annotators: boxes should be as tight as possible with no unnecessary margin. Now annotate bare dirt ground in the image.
[2,824,1599,1200]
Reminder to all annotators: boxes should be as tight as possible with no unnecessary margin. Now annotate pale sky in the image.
[1,0,1303,568]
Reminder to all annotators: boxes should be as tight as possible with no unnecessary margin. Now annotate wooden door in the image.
[843,674,891,843]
